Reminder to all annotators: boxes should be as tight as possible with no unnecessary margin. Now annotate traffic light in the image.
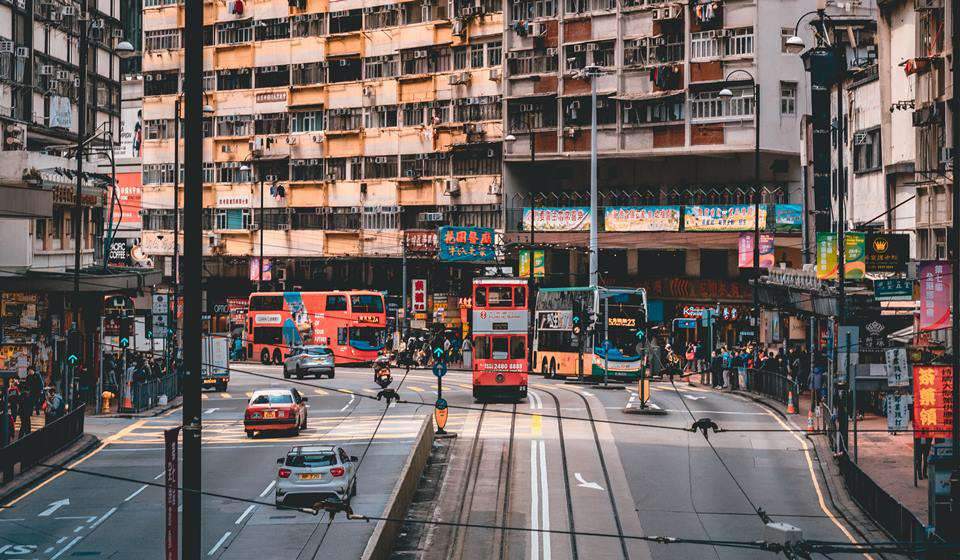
[572,299,583,336]
[586,310,598,334]
[119,315,132,349]
[66,330,83,367]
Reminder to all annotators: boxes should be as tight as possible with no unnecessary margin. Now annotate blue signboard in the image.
[774,204,803,231]
[438,226,496,262]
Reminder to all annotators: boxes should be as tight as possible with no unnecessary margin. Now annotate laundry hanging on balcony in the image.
[649,64,681,89]
[692,0,720,25]
[229,0,245,15]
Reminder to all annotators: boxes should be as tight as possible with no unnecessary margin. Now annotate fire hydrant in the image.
[101,391,115,414]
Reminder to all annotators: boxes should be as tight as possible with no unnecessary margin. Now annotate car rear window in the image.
[286,453,337,467]
[252,394,293,405]
[305,347,332,356]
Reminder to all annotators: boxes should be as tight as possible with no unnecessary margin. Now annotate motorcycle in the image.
[373,354,392,388]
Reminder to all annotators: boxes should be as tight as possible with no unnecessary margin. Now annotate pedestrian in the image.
[696,342,708,385]
[710,349,723,388]
[647,338,664,380]
[18,369,40,439]
[7,378,20,420]
[44,386,65,423]
[721,346,732,389]
[461,336,472,370]
[25,366,43,416]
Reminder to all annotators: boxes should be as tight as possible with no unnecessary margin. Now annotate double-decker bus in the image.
[246,291,386,366]
[471,278,528,401]
[533,287,647,380]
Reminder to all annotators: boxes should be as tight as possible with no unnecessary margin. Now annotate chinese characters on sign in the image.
[874,278,913,302]
[249,257,272,282]
[437,226,496,262]
[521,207,590,232]
[411,279,427,312]
[737,233,775,269]
[912,365,953,439]
[884,348,909,387]
[404,230,438,255]
[683,204,768,232]
[603,206,680,232]
[919,261,951,331]
[816,232,838,280]
[886,394,910,432]
[864,233,909,273]
[114,172,143,228]
[519,250,545,278]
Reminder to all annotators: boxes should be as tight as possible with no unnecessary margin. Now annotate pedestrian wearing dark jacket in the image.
[710,350,723,388]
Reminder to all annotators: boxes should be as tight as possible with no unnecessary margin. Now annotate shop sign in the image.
[412,279,427,312]
[912,365,954,439]
[114,172,142,228]
[885,348,909,387]
[859,319,887,357]
[438,226,496,262]
[228,297,248,326]
[836,325,859,381]
[604,206,680,232]
[519,250,545,278]
[249,257,272,281]
[404,230,437,254]
[108,241,130,265]
[53,185,101,207]
[886,394,910,432]
[473,309,526,334]
[217,194,251,208]
[521,207,590,232]
[844,232,866,279]
[737,233,775,269]
[874,278,913,302]
[2,293,42,344]
[774,204,802,232]
[865,233,909,273]
[919,261,951,331]
[681,305,742,321]
[816,232,838,280]
[256,91,288,103]
[683,204,767,232]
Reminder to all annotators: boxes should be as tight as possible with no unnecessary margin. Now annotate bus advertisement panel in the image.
[246,291,386,366]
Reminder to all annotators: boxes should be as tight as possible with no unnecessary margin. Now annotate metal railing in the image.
[744,367,799,412]
[1,404,86,484]
[128,373,180,413]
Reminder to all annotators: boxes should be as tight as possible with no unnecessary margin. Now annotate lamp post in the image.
[718,70,760,352]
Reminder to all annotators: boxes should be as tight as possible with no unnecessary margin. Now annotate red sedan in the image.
[244,388,308,437]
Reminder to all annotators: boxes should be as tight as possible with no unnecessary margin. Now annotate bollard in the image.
[101,391,115,414]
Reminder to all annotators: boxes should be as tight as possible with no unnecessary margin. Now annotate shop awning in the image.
[0,267,162,294]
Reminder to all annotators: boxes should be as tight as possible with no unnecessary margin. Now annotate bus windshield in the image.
[349,327,385,350]
[350,295,383,313]
[250,295,283,311]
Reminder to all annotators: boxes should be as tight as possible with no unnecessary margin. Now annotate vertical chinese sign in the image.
[737,233,775,269]
[411,279,427,312]
[912,366,953,439]
[816,232,838,280]
[919,261,951,331]
[164,427,181,560]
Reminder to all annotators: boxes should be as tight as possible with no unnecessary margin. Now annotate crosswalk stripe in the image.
[220,393,232,399]
[201,394,209,400]
[313,389,329,396]
[408,386,424,393]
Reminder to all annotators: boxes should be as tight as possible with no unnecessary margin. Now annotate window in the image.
[291,159,326,181]
[144,71,179,96]
[292,62,326,86]
[216,114,254,137]
[326,295,347,311]
[401,47,451,75]
[326,107,363,131]
[292,13,325,38]
[487,41,502,67]
[564,41,614,71]
[509,0,556,21]
[365,5,399,29]
[255,65,290,88]
[252,326,283,344]
[214,208,251,229]
[725,28,754,57]
[453,46,468,70]
[453,145,501,175]
[250,295,283,310]
[328,9,362,33]
[401,153,448,178]
[563,96,615,126]
[622,97,684,125]
[491,336,509,360]
[256,18,290,41]
[470,44,485,68]
[507,97,557,131]
[364,156,398,179]
[217,162,253,183]
[780,82,797,116]
[291,110,324,132]
[361,207,400,229]
[690,31,720,60]
[144,119,176,140]
[487,287,514,307]
[216,20,253,45]
[143,163,177,185]
[507,48,557,75]
[510,336,526,360]
[780,28,794,53]
[513,287,526,308]
[328,57,362,83]
[217,68,252,90]
[690,88,753,122]
[144,28,181,51]
[202,71,216,92]
[453,96,501,122]
[853,128,882,174]
[363,55,398,79]
[365,105,398,128]
[255,112,288,135]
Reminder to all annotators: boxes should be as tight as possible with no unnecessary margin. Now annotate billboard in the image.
[117,106,142,160]
[683,204,767,231]
[522,207,590,232]
[604,206,680,232]
[113,171,143,229]
[737,233,775,269]
[864,233,909,273]
[438,226,496,261]
[774,204,803,231]
[913,365,954,439]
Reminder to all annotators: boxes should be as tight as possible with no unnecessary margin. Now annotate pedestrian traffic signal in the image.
[572,299,583,336]
[67,330,83,366]
[119,315,132,349]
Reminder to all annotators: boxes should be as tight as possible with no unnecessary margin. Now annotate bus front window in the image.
[350,295,384,313]
[349,327,385,350]
[492,337,509,360]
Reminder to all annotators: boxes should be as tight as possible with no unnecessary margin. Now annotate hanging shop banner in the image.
[603,206,680,232]
[249,257,272,282]
[411,279,427,312]
[816,232,838,280]
[438,226,496,262]
[774,204,803,232]
[886,394,911,432]
[683,204,767,232]
[885,348,909,387]
[518,250,545,278]
[844,232,866,280]
[919,261,951,331]
[874,278,913,302]
[913,365,954,439]
[864,233,909,273]
[521,207,590,232]
[227,297,249,327]
[114,172,143,229]
[737,233,775,269]
[404,230,438,255]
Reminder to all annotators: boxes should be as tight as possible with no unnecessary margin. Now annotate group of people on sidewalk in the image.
[4,366,65,441]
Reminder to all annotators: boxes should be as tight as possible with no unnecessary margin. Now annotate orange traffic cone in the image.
[786,390,796,414]
[122,381,133,411]
[806,410,815,432]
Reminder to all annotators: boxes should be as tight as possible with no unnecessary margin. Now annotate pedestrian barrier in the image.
[126,374,180,413]
[0,404,86,484]
[744,368,800,413]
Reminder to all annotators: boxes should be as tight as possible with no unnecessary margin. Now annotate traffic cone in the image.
[122,381,133,411]
[786,390,796,414]
[806,410,815,432]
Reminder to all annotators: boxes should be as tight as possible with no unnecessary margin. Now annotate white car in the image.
[275,445,358,507]
[283,345,335,379]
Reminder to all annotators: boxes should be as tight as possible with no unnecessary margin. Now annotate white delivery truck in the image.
[201,335,231,391]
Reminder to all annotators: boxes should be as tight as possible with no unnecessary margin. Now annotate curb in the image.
[360,415,435,560]
[97,396,183,419]
[0,434,100,505]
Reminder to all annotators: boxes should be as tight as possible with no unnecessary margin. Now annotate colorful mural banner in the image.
[438,226,496,262]
[774,204,803,231]
[919,261,951,331]
[521,207,590,232]
[249,257,272,282]
[737,233,775,269]
[912,365,954,439]
[816,232,838,280]
[603,206,680,232]
[519,249,545,278]
[683,204,768,231]
[844,232,866,280]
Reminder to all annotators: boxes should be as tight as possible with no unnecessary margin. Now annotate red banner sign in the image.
[912,365,954,439]
[114,172,143,228]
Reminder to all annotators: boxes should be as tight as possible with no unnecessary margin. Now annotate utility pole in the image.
[258,172,265,291]
[71,0,89,346]
[172,97,181,370]
[527,192,536,375]
[835,62,849,457]
[181,0,204,551]
[401,236,408,341]
[587,66,600,290]
[949,0,960,527]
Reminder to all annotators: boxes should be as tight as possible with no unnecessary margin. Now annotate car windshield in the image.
[286,453,337,467]
[304,347,332,356]
[252,394,293,405]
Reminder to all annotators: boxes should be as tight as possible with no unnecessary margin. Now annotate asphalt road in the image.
[0,363,468,560]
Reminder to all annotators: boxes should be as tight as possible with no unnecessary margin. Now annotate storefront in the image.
[0,292,55,380]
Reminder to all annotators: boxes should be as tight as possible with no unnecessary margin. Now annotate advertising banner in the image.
[438,226,496,261]
[519,249,545,278]
[885,348,909,387]
[816,232,838,280]
[913,365,954,439]
[845,232,866,280]
[249,257,272,282]
[522,207,590,232]
[919,261,951,331]
[604,206,680,232]
[886,394,911,432]
[774,204,803,231]
[805,46,843,233]
[865,233,909,273]
[737,233,775,269]
[874,278,914,302]
[683,204,767,232]
[118,106,142,160]
[412,279,427,312]
[114,172,143,229]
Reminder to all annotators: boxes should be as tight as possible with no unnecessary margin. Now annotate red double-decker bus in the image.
[246,291,386,366]
[471,278,528,402]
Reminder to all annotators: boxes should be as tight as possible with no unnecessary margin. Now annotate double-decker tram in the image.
[471,277,529,402]
[246,291,386,365]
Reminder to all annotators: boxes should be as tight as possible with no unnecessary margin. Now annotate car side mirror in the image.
[276,457,284,465]
[350,456,358,462]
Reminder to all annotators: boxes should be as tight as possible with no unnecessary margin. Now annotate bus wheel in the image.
[549,360,557,379]
[541,359,549,377]
[260,350,271,365]
[272,349,283,365]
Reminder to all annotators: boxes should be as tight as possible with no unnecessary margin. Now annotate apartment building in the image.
[139,0,506,310]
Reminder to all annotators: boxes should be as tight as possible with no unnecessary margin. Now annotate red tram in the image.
[471,278,528,402]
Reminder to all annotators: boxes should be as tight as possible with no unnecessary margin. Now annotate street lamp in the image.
[573,64,606,290]
[718,70,761,352]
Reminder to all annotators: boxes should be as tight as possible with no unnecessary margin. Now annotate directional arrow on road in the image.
[38,499,70,517]
[574,473,604,491]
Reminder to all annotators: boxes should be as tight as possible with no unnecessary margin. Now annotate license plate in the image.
[264,411,276,419]
[203,379,215,385]
[299,473,321,480]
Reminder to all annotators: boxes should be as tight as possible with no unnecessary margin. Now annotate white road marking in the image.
[235,505,256,525]
[340,395,356,412]
[208,531,231,556]
[50,536,82,560]
[574,472,604,491]
[204,408,219,415]
[581,391,595,397]
[56,537,67,544]
[153,470,166,480]
[89,507,117,530]
[539,440,551,559]
[683,395,706,401]
[0,518,26,522]
[528,390,542,410]
[44,546,54,554]
[53,516,97,522]
[124,484,149,502]
[258,481,276,498]
[38,498,70,517]
[530,440,539,560]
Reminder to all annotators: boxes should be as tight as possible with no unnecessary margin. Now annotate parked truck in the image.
[201,336,231,391]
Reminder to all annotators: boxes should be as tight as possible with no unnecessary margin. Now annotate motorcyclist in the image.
[373,352,392,386]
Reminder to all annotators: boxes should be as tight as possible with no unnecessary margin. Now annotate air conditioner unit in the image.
[276,267,288,281]
[531,22,545,37]
[444,178,461,196]
[14,47,28,58]
[207,233,222,247]
[312,133,325,143]
[404,168,421,179]
[325,172,338,181]
[277,223,291,231]
[488,68,501,81]
[112,28,124,39]
[939,146,953,164]
[265,174,277,182]
[414,49,428,59]
[247,223,260,231]
[573,44,584,53]
[564,126,577,138]
[449,72,471,85]
[375,156,388,163]
[61,6,76,16]
[56,70,70,80]
[250,137,266,155]
[452,19,464,35]
[48,11,61,22]
[39,65,55,75]
[419,211,444,222]
[487,180,502,195]
[285,136,297,145]
[0,41,12,54]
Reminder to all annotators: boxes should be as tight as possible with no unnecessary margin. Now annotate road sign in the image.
[432,361,447,378]
[152,294,169,315]
[434,398,448,431]
[675,318,697,329]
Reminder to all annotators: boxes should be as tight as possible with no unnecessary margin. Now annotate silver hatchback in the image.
[274,445,358,507]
